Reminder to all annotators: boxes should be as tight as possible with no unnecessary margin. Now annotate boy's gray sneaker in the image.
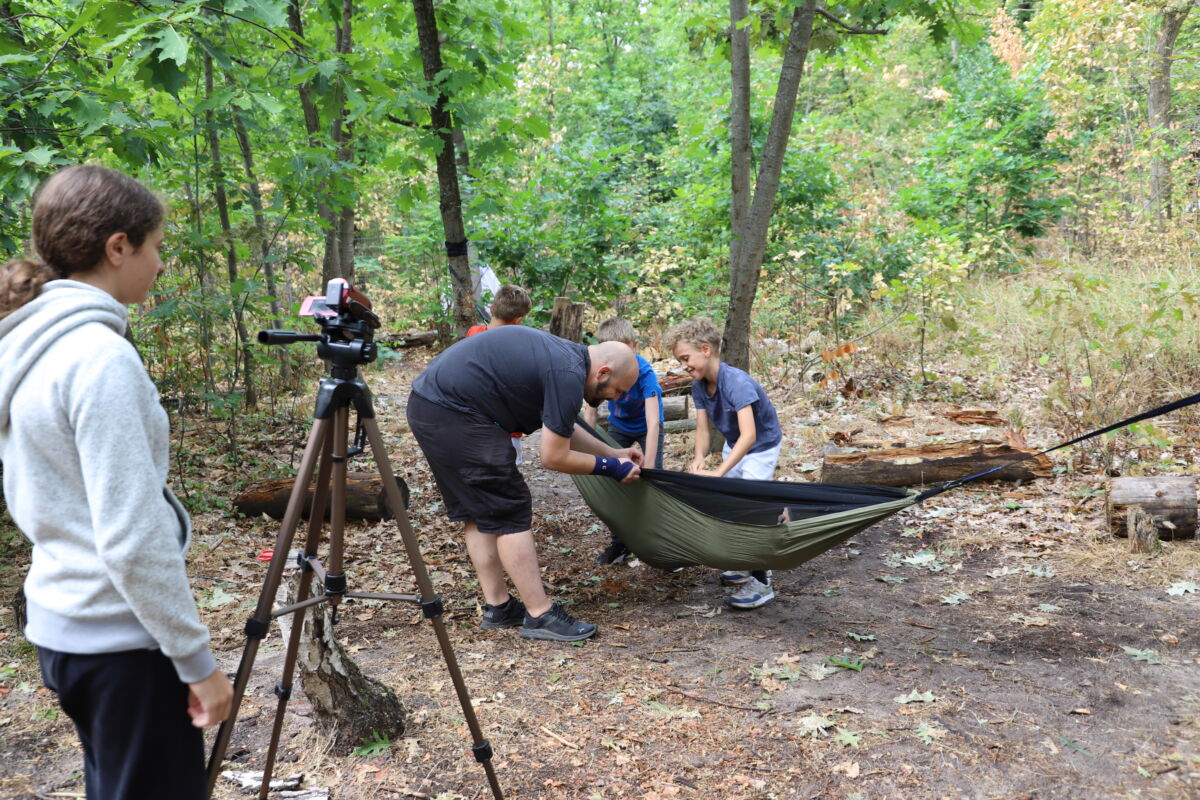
[519,603,597,642]
[480,596,526,629]
[727,576,775,609]
[720,570,751,585]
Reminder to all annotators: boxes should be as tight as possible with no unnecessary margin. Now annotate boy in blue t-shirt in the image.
[583,317,665,565]
[667,317,783,609]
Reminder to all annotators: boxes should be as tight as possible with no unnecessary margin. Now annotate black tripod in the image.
[205,283,502,800]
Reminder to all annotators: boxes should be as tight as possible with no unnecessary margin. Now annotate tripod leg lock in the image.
[245,617,270,639]
[472,739,494,763]
[324,573,347,596]
[420,595,444,619]
[274,681,292,701]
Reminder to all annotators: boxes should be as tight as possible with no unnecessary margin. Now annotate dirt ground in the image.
[2,350,1199,800]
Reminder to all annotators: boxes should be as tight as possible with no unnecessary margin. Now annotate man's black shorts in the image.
[406,391,532,534]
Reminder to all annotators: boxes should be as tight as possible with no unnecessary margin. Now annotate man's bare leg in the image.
[464,523,510,606]
[464,524,551,616]
[495,530,550,617]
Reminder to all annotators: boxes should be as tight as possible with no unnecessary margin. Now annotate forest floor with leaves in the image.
[2,344,1199,800]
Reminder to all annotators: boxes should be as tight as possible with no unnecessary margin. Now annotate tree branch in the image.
[816,7,888,35]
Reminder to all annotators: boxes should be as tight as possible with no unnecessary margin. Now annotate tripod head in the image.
[259,279,382,379]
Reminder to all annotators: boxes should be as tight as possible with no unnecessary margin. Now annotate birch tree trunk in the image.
[722,0,816,371]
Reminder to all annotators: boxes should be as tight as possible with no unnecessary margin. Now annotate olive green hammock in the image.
[571,388,1200,571]
[573,467,917,571]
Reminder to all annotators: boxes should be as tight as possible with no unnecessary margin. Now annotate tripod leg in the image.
[205,417,333,798]
[324,405,350,605]
[360,416,505,800]
[254,434,337,800]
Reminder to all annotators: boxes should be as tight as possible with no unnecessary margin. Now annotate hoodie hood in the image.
[0,280,127,430]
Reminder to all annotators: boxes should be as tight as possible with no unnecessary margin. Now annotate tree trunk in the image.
[548,296,586,342]
[821,440,1052,487]
[411,0,475,337]
[230,102,291,383]
[288,0,344,284]
[1147,5,1192,221]
[331,0,356,283]
[723,0,816,370]
[278,578,406,755]
[728,0,751,327]
[204,55,257,410]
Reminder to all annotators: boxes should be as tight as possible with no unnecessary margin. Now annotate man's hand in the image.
[619,446,643,465]
[188,669,234,728]
[618,459,641,483]
[689,456,706,474]
[691,468,721,477]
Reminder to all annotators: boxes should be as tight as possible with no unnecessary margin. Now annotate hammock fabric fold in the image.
[572,468,917,570]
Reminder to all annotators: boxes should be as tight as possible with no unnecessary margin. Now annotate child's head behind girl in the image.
[0,165,164,317]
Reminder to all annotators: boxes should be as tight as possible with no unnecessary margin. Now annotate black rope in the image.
[916,390,1200,502]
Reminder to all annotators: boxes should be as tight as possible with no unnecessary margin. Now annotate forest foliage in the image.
[0,0,1197,426]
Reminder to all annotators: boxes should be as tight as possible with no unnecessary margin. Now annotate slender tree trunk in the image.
[722,0,816,370]
[230,100,292,384]
[412,0,475,336]
[728,0,751,346]
[330,0,355,283]
[1148,4,1192,221]
[288,0,343,284]
[204,55,257,410]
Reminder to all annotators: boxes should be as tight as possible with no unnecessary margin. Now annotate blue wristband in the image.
[591,456,634,481]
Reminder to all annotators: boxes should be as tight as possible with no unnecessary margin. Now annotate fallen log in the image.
[1107,476,1196,540]
[820,440,1052,487]
[379,329,437,348]
[235,472,410,522]
[592,395,689,423]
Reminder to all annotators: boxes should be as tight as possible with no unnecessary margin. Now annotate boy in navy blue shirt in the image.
[667,317,783,609]
[583,317,665,564]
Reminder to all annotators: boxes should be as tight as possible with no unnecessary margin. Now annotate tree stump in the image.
[1126,506,1160,554]
[1106,476,1197,540]
[278,577,406,755]
[548,296,586,343]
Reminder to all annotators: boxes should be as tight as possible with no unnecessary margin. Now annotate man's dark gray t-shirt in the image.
[411,326,589,437]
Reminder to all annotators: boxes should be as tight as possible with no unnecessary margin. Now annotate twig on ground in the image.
[666,685,763,711]
[539,725,580,749]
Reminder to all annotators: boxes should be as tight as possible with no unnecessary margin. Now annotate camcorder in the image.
[259,279,382,370]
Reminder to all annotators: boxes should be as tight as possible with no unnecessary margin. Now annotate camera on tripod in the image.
[259,278,382,371]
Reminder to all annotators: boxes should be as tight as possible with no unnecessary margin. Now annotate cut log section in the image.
[820,440,1052,487]
[235,472,410,522]
[1106,476,1197,540]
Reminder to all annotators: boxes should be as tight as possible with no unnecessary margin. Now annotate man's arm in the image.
[541,426,641,482]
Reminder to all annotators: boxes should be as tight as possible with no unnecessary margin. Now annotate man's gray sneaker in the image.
[519,602,597,642]
[480,596,526,629]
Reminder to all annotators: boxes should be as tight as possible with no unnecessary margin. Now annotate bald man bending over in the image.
[407,326,641,642]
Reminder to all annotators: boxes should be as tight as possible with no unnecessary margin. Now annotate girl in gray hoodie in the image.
[0,166,232,799]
